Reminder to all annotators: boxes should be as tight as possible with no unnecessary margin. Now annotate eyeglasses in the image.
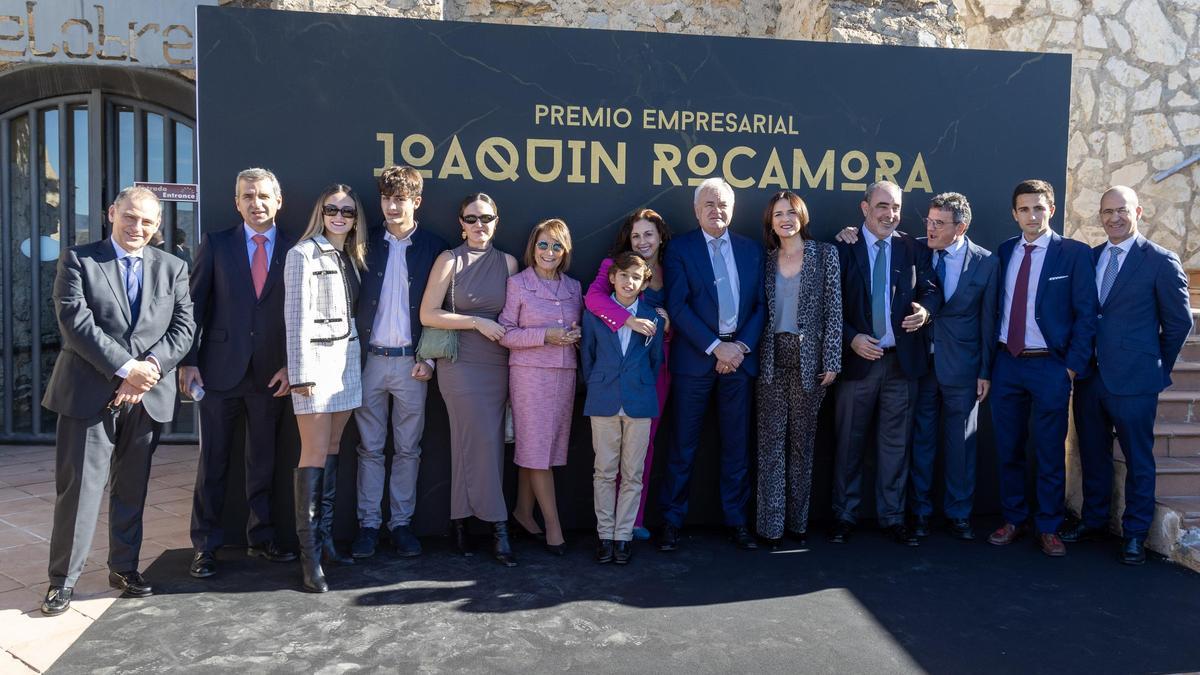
[924,217,957,230]
[1100,207,1132,218]
[322,205,357,218]
[461,214,498,224]
[536,241,565,253]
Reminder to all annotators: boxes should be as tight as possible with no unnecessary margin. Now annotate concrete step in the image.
[1156,496,1200,528]
[1179,337,1200,363]
[1152,422,1200,458]
[1113,454,1200,496]
[1155,391,1200,423]
[1167,362,1200,391]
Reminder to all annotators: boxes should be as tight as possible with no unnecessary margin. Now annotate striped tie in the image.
[1099,247,1122,304]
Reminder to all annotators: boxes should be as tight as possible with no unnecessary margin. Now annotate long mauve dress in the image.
[437,242,511,523]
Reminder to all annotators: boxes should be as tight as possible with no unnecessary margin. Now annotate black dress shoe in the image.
[657,524,679,552]
[827,520,853,544]
[614,540,633,565]
[764,537,784,551]
[786,530,808,546]
[731,526,759,550]
[1121,536,1147,565]
[911,515,931,538]
[108,570,153,597]
[189,551,216,579]
[886,524,919,547]
[596,539,614,563]
[1059,521,1107,543]
[391,525,422,558]
[41,586,72,616]
[247,540,297,562]
[947,518,976,540]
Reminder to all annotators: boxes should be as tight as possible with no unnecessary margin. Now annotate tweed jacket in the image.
[284,235,359,388]
[498,266,583,369]
[760,240,843,390]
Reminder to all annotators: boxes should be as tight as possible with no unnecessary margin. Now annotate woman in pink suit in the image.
[584,208,672,541]
[499,218,582,555]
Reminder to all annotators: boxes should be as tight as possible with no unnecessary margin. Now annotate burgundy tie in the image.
[1006,243,1036,357]
[251,234,268,298]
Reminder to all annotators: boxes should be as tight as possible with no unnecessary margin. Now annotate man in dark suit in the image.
[41,186,195,615]
[181,167,296,578]
[987,179,1098,557]
[350,166,448,559]
[659,177,766,551]
[909,193,998,541]
[1063,185,1191,565]
[830,180,941,547]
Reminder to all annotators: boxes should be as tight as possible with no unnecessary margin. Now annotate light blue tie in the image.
[123,256,142,323]
[709,238,737,328]
[872,239,889,339]
[1099,247,1122,304]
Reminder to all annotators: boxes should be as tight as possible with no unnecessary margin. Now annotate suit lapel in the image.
[131,249,160,342]
[1102,236,1147,308]
[852,237,871,295]
[692,230,719,305]
[889,234,907,303]
[1035,234,1061,312]
[945,240,979,310]
[98,241,133,325]
[229,226,257,303]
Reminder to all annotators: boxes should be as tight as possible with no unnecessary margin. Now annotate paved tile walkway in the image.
[0,443,197,673]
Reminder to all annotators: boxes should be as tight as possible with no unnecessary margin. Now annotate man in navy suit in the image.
[1063,186,1191,565]
[182,168,296,578]
[909,193,999,541]
[659,177,765,551]
[830,181,940,547]
[987,179,1098,557]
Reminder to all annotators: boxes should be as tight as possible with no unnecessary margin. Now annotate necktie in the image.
[872,239,889,339]
[936,249,948,288]
[709,238,737,329]
[123,256,141,325]
[1099,247,1122,304]
[1006,243,1036,357]
[251,234,269,298]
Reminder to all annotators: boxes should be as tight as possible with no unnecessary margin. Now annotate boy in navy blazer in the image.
[582,252,665,565]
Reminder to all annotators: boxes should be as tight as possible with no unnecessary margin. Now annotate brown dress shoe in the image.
[1039,533,1066,557]
[987,522,1027,546]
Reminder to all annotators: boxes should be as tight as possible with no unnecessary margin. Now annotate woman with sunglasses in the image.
[284,184,367,592]
[419,193,520,566]
[498,219,582,556]
[583,208,672,541]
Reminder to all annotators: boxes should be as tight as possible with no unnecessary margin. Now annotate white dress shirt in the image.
[371,228,415,348]
[243,223,277,265]
[1094,236,1136,295]
[861,224,897,349]
[701,229,742,354]
[110,238,157,378]
[998,231,1050,350]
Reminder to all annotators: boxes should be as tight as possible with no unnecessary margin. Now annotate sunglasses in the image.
[322,205,357,218]
[536,241,565,253]
[461,214,498,224]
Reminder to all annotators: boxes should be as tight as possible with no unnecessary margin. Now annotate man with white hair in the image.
[658,177,766,552]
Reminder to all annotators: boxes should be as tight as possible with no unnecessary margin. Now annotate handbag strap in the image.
[449,251,458,314]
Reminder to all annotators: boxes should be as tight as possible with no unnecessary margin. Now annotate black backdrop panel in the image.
[197,7,1070,542]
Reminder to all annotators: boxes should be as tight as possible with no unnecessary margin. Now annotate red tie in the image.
[1006,243,1036,357]
[251,234,268,298]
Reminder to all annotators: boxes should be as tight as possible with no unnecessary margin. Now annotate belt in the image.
[368,345,415,357]
[880,346,897,354]
[999,343,1050,358]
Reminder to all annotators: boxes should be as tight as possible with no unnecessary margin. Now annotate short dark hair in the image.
[608,250,653,289]
[929,192,972,226]
[761,191,812,249]
[609,208,671,260]
[377,165,423,198]
[1011,179,1055,210]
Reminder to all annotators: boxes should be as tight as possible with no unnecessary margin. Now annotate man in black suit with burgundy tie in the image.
[181,167,296,578]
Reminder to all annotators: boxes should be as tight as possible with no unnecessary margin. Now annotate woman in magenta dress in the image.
[500,219,582,555]
[583,208,672,540]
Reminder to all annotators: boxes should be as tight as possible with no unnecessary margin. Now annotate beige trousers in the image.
[591,415,652,541]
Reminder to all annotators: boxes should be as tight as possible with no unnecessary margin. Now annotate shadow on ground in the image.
[50,523,1200,674]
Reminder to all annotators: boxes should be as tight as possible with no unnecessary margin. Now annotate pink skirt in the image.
[509,365,575,469]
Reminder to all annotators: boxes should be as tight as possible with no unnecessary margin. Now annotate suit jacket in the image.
[581,301,665,418]
[1083,234,1191,396]
[997,232,1098,377]
[355,225,448,357]
[663,228,766,377]
[836,229,941,380]
[43,240,195,423]
[759,240,842,390]
[498,266,583,369]
[183,224,292,391]
[283,236,360,389]
[923,237,1000,387]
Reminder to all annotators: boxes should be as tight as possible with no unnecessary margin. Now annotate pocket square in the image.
[1047,275,1068,281]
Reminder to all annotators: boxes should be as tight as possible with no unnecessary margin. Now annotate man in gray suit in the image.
[908,193,998,541]
[40,186,195,616]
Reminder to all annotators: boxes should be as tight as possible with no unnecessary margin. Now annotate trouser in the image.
[592,415,652,541]
[354,353,427,530]
[909,369,979,520]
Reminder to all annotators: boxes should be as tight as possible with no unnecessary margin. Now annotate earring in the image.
[461,230,467,240]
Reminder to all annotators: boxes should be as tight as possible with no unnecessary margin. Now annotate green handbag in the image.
[416,256,460,362]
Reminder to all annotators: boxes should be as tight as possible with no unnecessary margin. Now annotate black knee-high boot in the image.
[492,521,517,568]
[294,467,329,593]
[320,455,353,565]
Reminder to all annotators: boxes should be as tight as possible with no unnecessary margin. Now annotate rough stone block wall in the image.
[442,0,780,37]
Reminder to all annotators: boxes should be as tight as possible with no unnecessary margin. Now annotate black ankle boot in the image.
[294,467,329,593]
[319,455,353,565]
[492,521,517,567]
[452,518,474,557]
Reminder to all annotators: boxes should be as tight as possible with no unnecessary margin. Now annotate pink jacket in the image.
[498,266,582,369]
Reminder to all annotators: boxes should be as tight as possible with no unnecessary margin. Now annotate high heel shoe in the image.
[319,455,353,565]
[510,515,546,542]
[543,541,567,556]
[492,521,518,567]
[452,518,474,557]
[293,467,328,593]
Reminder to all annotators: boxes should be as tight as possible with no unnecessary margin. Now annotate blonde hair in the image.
[300,184,367,270]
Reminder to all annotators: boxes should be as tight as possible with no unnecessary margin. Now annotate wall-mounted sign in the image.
[135,181,198,202]
[0,0,217,69]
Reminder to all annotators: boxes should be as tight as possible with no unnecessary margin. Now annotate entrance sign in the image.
[135,181,198,202]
